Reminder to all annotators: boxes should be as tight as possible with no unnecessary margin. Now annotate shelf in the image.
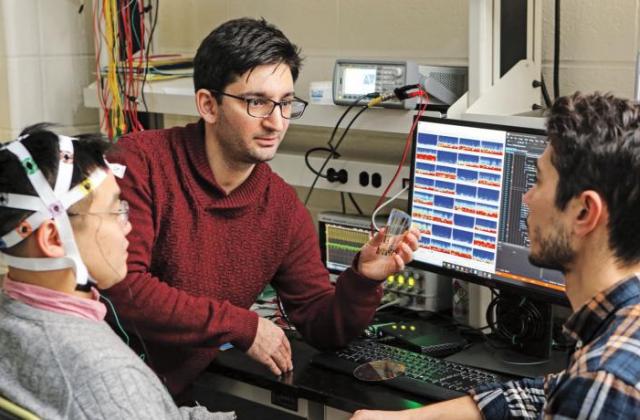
[83,78,197,117]
[83,78,442,134]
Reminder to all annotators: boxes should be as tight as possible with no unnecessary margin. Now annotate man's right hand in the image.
[246,317,293,376]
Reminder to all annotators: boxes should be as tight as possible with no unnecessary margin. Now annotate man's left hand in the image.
[357,226,420,281]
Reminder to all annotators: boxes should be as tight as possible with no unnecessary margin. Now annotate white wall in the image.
[1,1,638,139]
[157,0,640,214]
[0,0,99,141]
[155,0,640,101]
[541,0,640,97]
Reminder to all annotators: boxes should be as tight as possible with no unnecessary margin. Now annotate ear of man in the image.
[573,190,606,237]
[34,219,66,258]
[195,89,219,124]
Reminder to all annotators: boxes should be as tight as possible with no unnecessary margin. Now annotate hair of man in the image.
[193,17,303,102]
[545,92,640,264]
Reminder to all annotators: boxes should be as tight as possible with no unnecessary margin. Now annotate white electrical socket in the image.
[269,152,410,198]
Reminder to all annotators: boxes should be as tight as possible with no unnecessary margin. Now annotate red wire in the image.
[131,0,146,131]
[126,0,146,132]
[372,91,430,227]
[127,4,137,131]
[122,2,132,133]
[120,3,126,132]
[94,0,149,138]
[94,1,112,139]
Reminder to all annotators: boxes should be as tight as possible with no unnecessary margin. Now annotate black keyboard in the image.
[312,340,510,401]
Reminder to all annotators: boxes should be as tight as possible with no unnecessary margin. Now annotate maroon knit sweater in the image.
[106,121,383,395]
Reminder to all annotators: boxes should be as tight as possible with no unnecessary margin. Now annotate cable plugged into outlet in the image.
[270,153,410,198]
[327,168,348,184]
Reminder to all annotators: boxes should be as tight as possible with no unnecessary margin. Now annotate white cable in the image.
[376,299,401,312]
[371,185,410,232]
[376,295,412,312]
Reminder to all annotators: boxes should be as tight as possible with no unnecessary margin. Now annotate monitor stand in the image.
[490,345,550,366]
[448,293,566,377]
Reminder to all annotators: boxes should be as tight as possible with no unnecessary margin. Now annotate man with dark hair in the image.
[0,125,232,419]
[351,92,640,419]
[106,16,419,399]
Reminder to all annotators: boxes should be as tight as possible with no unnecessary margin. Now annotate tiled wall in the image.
[0,0,99,141]
[0,0,100,274]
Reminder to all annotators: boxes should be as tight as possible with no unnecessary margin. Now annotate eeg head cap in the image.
[0,134,109,291]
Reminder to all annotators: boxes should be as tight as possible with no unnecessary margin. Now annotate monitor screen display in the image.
[343,67,377,95]
[318,213,373,274]
[409,117,568,304]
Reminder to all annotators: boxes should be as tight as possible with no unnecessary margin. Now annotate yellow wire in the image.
[103,0,127,137]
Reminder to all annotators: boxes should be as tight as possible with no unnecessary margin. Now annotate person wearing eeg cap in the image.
[0,124,234,419]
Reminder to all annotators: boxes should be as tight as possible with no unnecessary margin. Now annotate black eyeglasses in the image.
[68,200,129,226]
[209,90,308,120]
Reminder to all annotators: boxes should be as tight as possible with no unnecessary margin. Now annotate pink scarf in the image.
[2,276,106,321]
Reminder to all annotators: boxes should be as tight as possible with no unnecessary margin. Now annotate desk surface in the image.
[204,336,430,413]
[201,321,569,414]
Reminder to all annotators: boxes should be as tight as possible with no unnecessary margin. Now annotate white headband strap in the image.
[0,160,108,250]
[1,211,48,249]
[5,141,59,208]
[0,134,109,288]
[1,254,78,272]
[0,193,47,212]
[54,135,75,197]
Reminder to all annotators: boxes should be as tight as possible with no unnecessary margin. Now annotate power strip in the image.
[269,152,410,198]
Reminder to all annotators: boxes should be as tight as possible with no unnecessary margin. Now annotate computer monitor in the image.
[409,116,569,307]
[318,212,372,274]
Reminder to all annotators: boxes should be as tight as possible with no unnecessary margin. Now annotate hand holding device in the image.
[357,222,420,281]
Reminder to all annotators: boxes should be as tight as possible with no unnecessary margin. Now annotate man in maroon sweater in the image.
[106,17,419,398]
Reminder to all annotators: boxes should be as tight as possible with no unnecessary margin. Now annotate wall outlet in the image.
[270,153,409,198]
